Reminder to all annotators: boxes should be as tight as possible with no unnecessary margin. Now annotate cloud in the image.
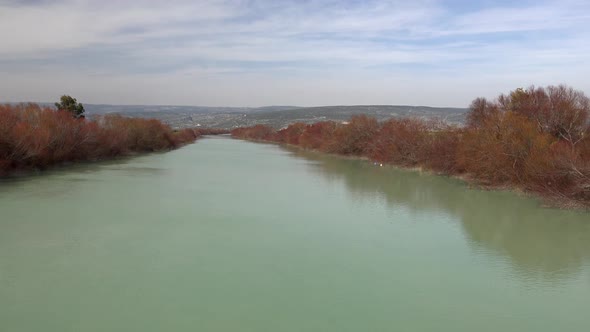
[1,0,589,106]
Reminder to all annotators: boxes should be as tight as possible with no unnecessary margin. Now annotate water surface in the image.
[1,137,589,331]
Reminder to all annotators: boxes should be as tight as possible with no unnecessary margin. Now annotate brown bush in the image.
[231,124,275,141]
[299,121,338,151]
[462,85,590,203]
[194,128,230,136]
[496,85,589,146]
[459,111,549,183]
[326,115,379,155]
[0,104,199,175]
[276,122,307,145]
[369,118,428,165]
[466,97,499,129]
[421,125,463,174]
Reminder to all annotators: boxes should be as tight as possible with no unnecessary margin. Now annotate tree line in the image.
[232,85,590,208]
[0,101,206,175]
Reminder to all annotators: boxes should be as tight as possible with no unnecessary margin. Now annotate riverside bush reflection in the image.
[286,147,590,280]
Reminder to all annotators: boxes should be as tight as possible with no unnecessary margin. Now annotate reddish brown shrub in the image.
[194,128,230,136]
[498,85,589,146]
[326,115,379,155]
[0,104,199,175]
[231,124,275,141]
[458,111,552,184]
[299,121,338,150]
[466,97,499,129]
[421,125,462,174]
[369,118,428,165]
[276,122,307,145]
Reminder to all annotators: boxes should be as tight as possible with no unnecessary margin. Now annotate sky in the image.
[1,0,589,107]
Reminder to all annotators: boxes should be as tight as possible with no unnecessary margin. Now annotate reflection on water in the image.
[284,147,590,281]
[103,166,167,176]
[0,157,166,199]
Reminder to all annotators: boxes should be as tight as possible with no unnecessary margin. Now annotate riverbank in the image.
[0,103,214,177]
[237,134,588,210]
[231,85,590,211]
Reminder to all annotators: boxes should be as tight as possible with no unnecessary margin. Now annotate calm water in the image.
[1,136,589,332]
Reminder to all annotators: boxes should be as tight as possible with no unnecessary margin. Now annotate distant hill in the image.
[83,104,301,115]
[243,105,467,128]
[6,102,467,129]
[87,104,467,129]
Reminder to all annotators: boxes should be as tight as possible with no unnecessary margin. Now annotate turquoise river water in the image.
[1,136,589,331]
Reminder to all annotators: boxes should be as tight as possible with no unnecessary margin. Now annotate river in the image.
[1,136,589,331]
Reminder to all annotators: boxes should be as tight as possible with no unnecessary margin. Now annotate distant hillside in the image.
[87,104,467,129]
[83,104,301,115]
[7,102,467,129]
[243,105,467,129]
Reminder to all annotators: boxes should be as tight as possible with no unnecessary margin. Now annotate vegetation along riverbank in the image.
[232,85,590,209]
[0,99,226,176]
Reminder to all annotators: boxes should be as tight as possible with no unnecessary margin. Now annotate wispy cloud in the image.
[1,0,589,106]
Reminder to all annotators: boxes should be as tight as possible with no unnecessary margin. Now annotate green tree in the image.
[55,95,85,119]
